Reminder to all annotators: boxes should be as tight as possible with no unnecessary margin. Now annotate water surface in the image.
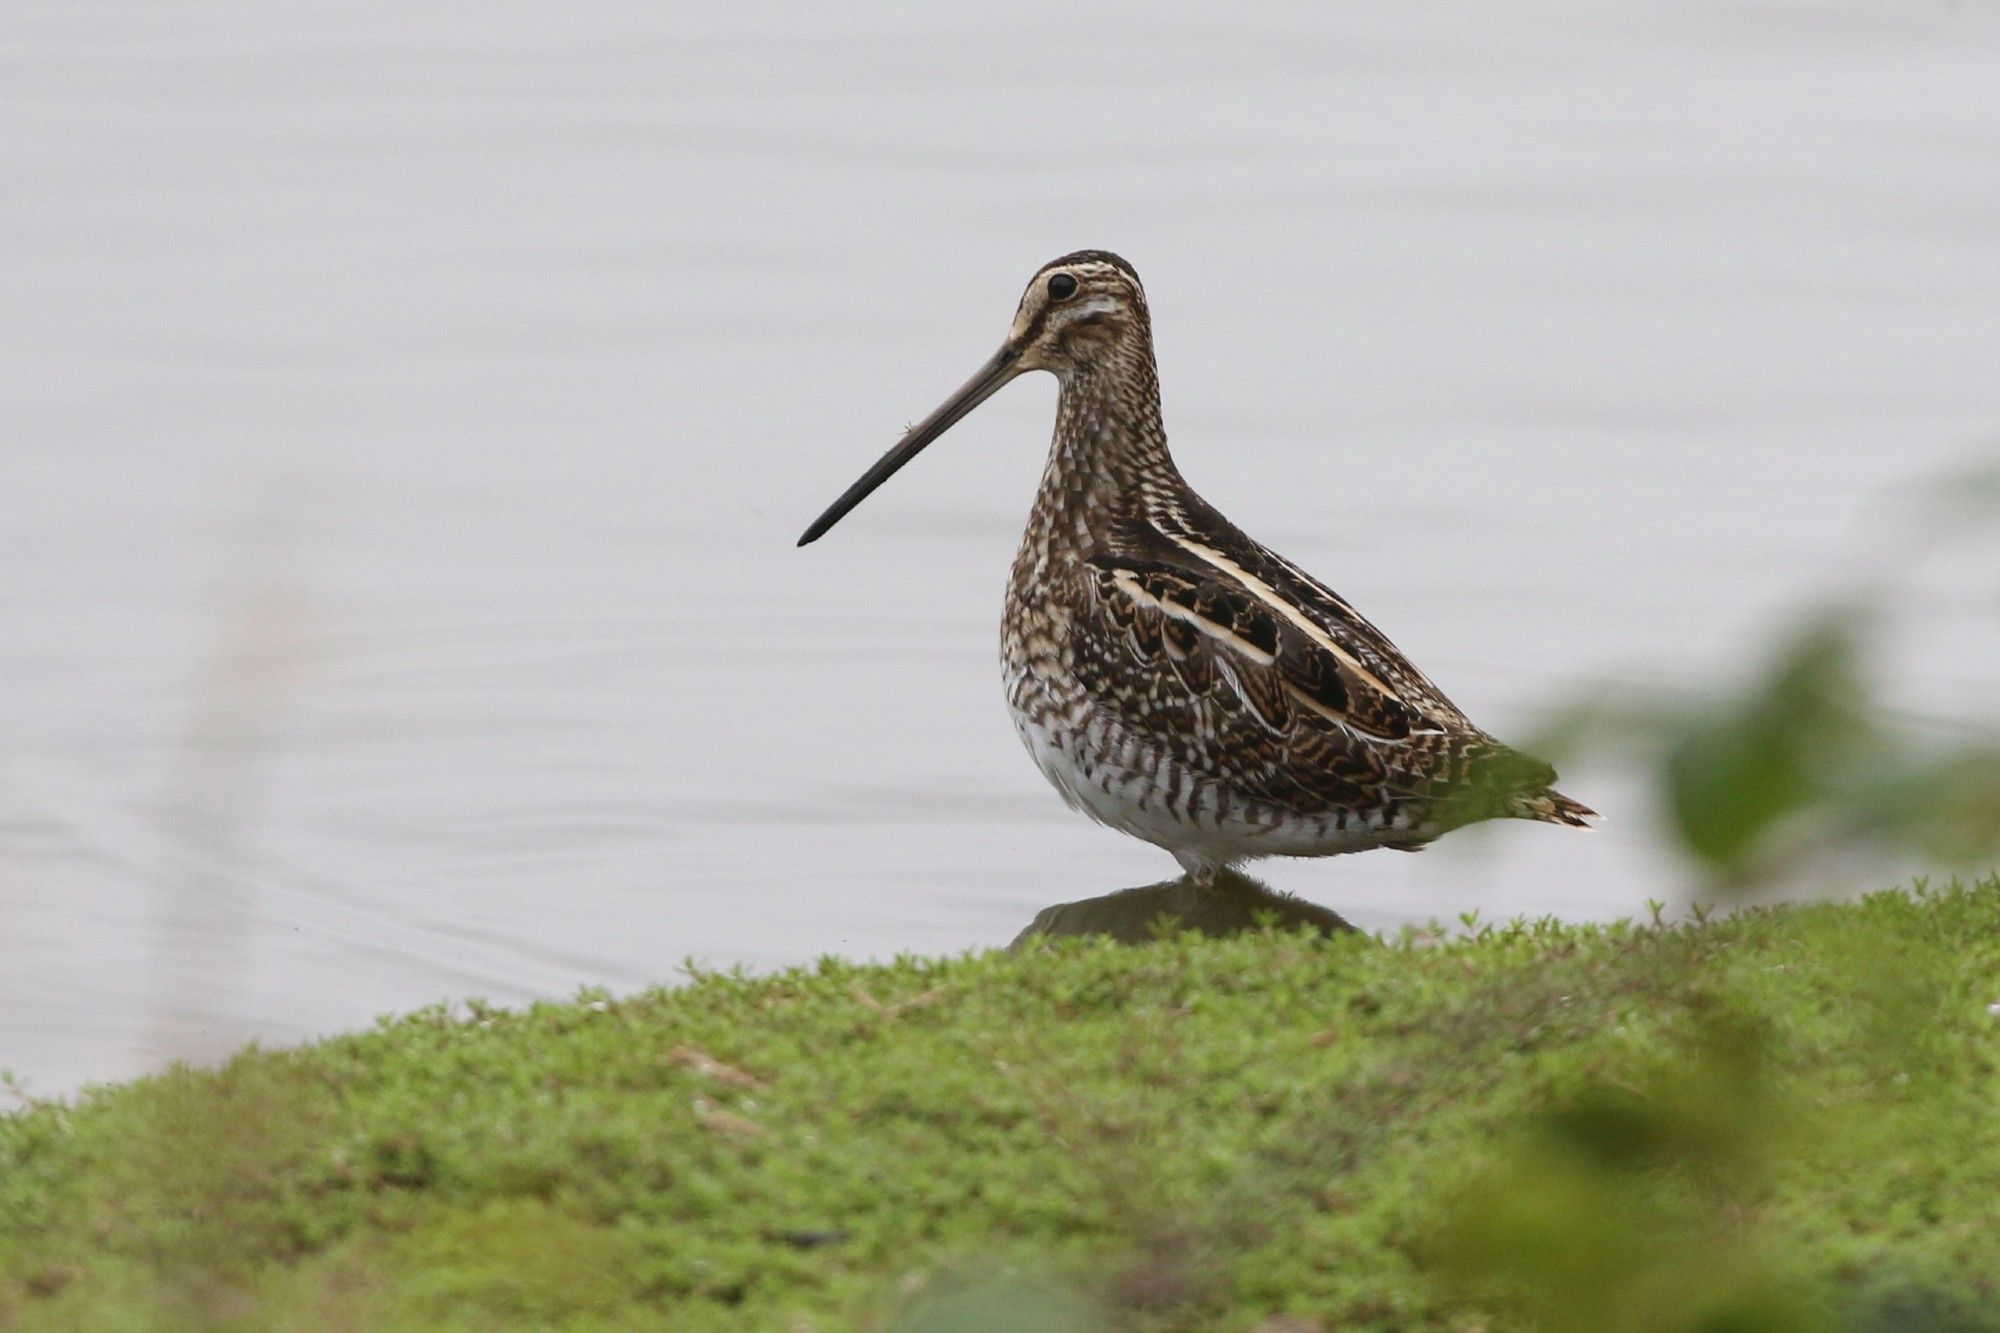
[4,1,1999,1093]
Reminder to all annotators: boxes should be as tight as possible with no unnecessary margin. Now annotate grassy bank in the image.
[4,878,1998,1331]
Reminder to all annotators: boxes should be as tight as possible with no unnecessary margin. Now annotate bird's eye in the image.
[1046,273,1078,300]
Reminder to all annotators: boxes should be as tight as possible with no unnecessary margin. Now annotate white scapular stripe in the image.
[1161,535,1398,697]
[1109,568,1276,666]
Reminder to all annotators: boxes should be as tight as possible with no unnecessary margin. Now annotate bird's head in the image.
[798,250,1149,546]
[1004,250,1151,377]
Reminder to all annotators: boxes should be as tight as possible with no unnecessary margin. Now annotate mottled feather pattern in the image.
[799,247,1590,877]
[996,253,1591,875]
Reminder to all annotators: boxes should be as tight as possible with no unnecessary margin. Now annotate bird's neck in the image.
[1020,342,1180,566]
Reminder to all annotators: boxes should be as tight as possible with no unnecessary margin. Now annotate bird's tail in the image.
[1513,788,1598,828]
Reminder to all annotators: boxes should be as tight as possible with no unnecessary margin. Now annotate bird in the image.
[799,250,1593,882]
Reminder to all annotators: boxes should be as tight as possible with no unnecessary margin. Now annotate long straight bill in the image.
[797,344,1020,546]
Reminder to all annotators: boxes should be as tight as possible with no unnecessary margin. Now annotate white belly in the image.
[1006,694,1423,874]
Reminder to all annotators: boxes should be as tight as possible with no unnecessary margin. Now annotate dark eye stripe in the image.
[1046,273,1078,300]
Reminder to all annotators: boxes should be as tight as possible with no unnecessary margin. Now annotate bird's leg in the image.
[1172,850,1223,886]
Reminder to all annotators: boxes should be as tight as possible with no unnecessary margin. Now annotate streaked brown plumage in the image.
[801,250,1593,880]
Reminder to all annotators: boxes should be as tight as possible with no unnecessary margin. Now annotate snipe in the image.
[800,251,1592,880]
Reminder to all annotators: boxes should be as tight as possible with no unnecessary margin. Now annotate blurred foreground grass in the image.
[4,876,1998,1331]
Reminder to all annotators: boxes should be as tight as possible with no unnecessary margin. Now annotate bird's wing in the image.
[1079,535,1554,817]
[1083,554,1439,749]
[1147,498,1471,728]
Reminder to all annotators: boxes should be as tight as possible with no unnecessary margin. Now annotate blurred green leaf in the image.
[1431,1007,1823,1333]
[1875,752,2000,866]
[1663,613,1875,884]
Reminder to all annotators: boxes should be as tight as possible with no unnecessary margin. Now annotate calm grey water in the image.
[4,1,1998,1094]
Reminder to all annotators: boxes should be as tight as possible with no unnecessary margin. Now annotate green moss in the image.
[4,877,1998,1330]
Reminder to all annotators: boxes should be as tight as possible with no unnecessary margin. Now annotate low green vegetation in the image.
[5,876,1998,1331]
